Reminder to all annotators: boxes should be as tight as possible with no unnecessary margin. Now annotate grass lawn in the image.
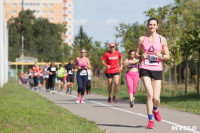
[91,85,200,115]
[0,80,105,133]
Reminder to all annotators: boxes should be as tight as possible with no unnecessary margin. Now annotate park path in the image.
[31,88,200,133]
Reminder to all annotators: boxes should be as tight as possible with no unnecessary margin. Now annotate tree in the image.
[8,10,69,62]
[115,22,146,57]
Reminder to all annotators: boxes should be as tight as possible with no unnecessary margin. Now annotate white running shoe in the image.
[76,97,80,103]
[80,99,85,104]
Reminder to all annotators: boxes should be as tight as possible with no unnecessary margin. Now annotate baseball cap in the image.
[109,43,115,47]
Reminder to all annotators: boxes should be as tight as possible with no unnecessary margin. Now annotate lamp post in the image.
[21,0,24,74]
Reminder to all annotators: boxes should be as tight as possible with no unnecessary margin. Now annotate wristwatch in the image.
[161,54,164,59]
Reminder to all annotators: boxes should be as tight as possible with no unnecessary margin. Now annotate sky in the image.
[73,0,174,46]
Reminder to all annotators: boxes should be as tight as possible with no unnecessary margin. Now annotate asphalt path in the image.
[30,87,200,133]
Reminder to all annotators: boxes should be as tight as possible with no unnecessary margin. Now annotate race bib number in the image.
[51,67,56,71]
[80,70,87,76]
[144,55,159,66]
[57,71,62,75]
[68,70,73,75]
[39,73,43,76]
[34,72,38,76]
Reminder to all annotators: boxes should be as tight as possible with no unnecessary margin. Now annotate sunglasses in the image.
[81,52,86,53]
[110,46,115,48]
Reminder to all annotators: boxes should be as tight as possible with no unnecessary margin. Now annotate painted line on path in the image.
[56,91,199,133]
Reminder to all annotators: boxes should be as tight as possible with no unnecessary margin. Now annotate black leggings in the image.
[45,78,49,90]
[33,77,38,87]
[86,80,91,94]
[48,77,56,90]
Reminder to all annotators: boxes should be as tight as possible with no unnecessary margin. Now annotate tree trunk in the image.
[174,60,177,93]
[197,51,200,96]
[169,64,172,90]
[162,60,164,94]
[179,63,181,84]
[185,57,188,96]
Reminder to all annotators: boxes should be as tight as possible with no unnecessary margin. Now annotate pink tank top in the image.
[140,34,163,71]
[78,57,87,68]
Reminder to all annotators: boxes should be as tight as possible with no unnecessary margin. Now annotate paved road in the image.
[31,88,200,133]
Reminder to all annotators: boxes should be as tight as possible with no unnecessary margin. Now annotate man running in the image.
[135,18,170,129]
[102,43,122,103]
[57,64,65,91]
[65,58,77,94]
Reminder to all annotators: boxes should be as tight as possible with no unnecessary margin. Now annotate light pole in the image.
[21,0,24,74]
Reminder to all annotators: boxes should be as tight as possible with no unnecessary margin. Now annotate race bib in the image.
[144,55,159,66]
[68,70,73,75]
[80,70,87,76]
[34,72,38,76]
[39,73,43,76]
[51,67,56,71]
[57,71,62,75]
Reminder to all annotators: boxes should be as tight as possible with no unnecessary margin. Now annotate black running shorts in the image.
[139,68,162,80]
[106,72,120,78]
[67,75,74,83]
[57,77,64,82]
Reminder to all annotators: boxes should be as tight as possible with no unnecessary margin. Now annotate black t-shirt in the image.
[65,63,75,76]
[47,66,57,77]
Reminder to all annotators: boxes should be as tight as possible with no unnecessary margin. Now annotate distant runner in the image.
[57,64,65,91]
[85,69,92,94]
[47,62,58,94]
[65,58,77,94]
[75,49,91,103]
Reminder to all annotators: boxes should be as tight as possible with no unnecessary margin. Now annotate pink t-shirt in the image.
[140,34,163,71]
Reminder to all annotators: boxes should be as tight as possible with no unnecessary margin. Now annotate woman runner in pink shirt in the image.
[135,18,170,129]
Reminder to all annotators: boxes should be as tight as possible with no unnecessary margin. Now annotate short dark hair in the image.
[129,50,135,55]
[69,58,73,61]
[147,17,159,25]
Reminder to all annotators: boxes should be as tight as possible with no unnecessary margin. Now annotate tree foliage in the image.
[8,10,71,62]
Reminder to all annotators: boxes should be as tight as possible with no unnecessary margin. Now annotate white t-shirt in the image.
[87,70,92,80]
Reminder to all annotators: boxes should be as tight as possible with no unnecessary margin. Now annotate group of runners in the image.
[23,57,92,96]
[21,17,170,129]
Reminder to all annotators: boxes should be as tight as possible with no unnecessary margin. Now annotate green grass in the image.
[0,80,105,133]
[91,85,200,115]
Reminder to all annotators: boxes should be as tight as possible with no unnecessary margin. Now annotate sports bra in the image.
[127,59,138,68]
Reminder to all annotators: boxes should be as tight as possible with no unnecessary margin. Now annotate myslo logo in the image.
[171,125,197,131]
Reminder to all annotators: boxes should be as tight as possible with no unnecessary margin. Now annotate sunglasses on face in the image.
[81,52,86,53]
[110,46,115,48]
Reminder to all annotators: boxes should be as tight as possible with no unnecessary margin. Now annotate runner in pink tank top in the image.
[135,18,170,129]
[140,34,162,71]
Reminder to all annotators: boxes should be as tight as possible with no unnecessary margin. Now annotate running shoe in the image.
[76,97,80,103]
[34,87,37,91]
[113,96,117,103]
[50,90,53,94]
[153,110,161,122]
[80,99,85,104]
[129,101,134,108]
[69,89,72,95]
[107,97,112,103]
[147,120,154,129]
[66,89,69,94]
